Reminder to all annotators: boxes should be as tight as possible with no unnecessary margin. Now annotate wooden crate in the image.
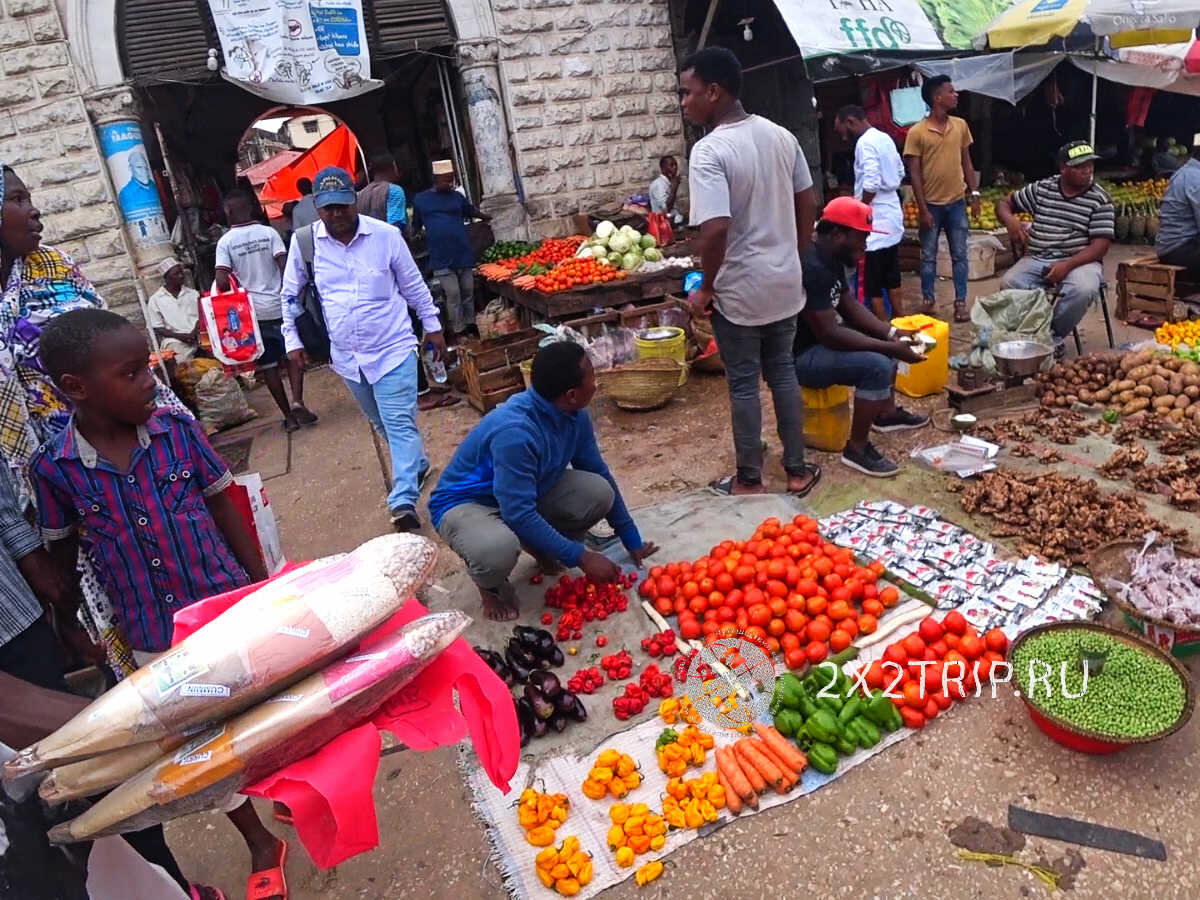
[1116,255,1183,323]
[459,329,543,413]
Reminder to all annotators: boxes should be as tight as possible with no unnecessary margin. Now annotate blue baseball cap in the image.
[312,166,356,208]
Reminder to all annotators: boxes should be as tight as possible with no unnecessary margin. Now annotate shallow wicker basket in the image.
[1008,620,1195,754]
[1088,539,1200,658]
[603,357,688,410]
[690,316,724,374]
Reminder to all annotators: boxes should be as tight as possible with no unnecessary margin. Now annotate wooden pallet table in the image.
[1116,254,1191,323]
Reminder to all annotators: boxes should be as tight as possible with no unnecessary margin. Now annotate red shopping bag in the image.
[647,211,674,248]
[200,274,263,368]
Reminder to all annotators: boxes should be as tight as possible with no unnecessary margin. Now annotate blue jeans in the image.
[710,311,806,484]
[794,344,897,402]
[919,199,969,303]
[1000,255,1102,346]
[343,352,427,512]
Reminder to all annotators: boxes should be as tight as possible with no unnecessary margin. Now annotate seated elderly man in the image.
[146,258,201,361]
[996,141,1114,359]
[795,197,929,478]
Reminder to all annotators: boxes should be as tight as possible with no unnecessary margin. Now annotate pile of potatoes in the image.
[1037,349,1200,423]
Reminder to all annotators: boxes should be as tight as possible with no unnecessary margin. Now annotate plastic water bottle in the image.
[425,343,447,384]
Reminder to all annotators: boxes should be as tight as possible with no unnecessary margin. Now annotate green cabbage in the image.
[608,233,633,254]
[640,234,658,250]
[643,247,663,262]
[595,220,616,240]
[621,251,643,271]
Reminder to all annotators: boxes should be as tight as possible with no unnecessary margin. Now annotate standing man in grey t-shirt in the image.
[682,47,820,496]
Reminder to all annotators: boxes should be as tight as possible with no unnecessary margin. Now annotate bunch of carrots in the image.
[477,263,515,281]
[715,723,807,814]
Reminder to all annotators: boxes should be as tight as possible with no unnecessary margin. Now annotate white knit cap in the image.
[432,159,454,175]
[157,257,183,277]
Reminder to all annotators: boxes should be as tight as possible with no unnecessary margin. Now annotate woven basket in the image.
[691,316,724,373]
[1088,539,1200,657]
[603,357,688,410]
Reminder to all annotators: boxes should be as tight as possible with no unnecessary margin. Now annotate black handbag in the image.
[293,225,331,362]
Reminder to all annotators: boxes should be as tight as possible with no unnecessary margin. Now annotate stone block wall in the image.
[493,0,687,237]
[0,0,138,319]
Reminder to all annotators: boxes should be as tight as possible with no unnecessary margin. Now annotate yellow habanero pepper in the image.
[650,834,665,851]
[567,850,589,877]
[699,800,718,823]
[615,845,635,867]
[526,825,556,846]
[578,859,593,886]
[622,771,642,791]
[536,847,559,867]
[560,836,580,859]
[630,803,649,817]
[555,876,581,896]
[635,860,664,886]
[607,777,629,799]
[610,802,630,825]
[665,808,686,829]
[581,779,606,801]
[627,834,651,855]
[624,815,646,836]
[607,824,626,848]
[518,805,539,829]
[550,863,570,880]
[684,804,704,829]
[588,766,614,784]
[536,868,555,888]
[616,754,638,777]
[596,748,621,769]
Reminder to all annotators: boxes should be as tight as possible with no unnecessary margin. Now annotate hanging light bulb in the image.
[738,17,754,41]
[206,49,219,72]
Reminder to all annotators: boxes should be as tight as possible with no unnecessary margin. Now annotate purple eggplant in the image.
[553,690,576,716]
[546,645,565,668]
[475,646,516,687]
[549,712,569,733]
[531,717,549,739]
[569,694,587,723]
[504,645,533,683]
[506,640,539,671]
[524,684,556,720]
[516,697,535,748]
[529,670,562,698]
[513,626,542,653]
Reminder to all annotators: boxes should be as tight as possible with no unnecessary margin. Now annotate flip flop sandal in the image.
[921,298,936,313]
[246,840,287,900]
[290,406,318,426]
[788,463,822,498]
[707,474,762,495]
[190,886,227,900]
[953,302,970,323]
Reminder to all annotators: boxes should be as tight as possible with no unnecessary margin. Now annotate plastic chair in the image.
[1072,281,1114,355]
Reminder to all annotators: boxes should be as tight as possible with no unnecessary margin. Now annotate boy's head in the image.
[224,189,257,226]
[531,340,595,412]
[40,309,157,425]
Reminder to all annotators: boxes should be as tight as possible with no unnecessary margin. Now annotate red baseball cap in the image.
[820,196,886,233]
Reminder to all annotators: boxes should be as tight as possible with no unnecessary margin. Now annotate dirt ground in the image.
[167,245,1200,899]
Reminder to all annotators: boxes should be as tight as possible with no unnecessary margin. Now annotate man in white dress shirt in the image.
[834,106,907,319]
[281,167,447,532]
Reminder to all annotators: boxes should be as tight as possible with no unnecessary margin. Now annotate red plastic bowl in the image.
[1022,700,1130,754]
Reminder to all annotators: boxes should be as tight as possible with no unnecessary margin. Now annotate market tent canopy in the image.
[772,0,945,57]
[259,124,361,210]
[1071,39,1200,94]
[978,0,1197,49]
[914,51,1064,104]
[239,150,302,188]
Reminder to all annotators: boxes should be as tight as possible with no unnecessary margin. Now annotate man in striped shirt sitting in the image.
[996,141,1114,359]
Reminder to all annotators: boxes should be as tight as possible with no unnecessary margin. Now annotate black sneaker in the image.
[390,506,422,533]
[840,443,900,478]
[873,406,930,433]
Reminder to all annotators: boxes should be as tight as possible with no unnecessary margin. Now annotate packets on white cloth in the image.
[48,611,469,842]
[5,533,438,778]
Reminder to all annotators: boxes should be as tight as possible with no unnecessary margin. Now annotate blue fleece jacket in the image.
[429,390,642,566]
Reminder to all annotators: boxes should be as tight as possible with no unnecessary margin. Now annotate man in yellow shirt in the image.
[903,75,980,322]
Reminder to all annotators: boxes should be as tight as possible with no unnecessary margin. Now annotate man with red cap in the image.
[795,197,929,477]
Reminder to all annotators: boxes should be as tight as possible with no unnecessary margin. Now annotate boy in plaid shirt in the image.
[31,308,289,900]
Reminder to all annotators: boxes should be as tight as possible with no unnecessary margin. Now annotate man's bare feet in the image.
[786,464,821,497]
[480,585,519,621]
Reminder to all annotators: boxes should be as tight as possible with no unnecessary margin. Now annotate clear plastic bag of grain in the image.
[48,610,470,842]
[5,533,438,779]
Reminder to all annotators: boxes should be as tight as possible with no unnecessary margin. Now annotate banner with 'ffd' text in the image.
[207,0,383,104]
[774,0,946,56]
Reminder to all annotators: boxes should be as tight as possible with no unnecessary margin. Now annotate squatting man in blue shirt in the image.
[429,342,659,620]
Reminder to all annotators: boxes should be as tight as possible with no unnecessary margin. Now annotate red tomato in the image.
[780,632,801,653]
[942,610,968,635]
[857,614,878,634]
[725,589,744,609]
[784,609,807,633]
[638,578,657,599]
[830,586,853,607]
[829,629,851,653]
[902,681,924,709]
[680,618,701,640]
[862,584,878,601]
[922,647,938,662]
[805,641,828,664]
[823,573,844,591]
[883,643,908,665]
[959,634,985,660]
[844,577,864,601]
[902,633,927,659]
[923,698,940,720]
[931,691,952,711]
[734,565,756,585]
[701,620,718,637]
[785,647,807,670]
[744,625,767,643]
[864,660,885,690]
[918,616,944,643]
[657,575,677,596]
[899,707,926,729]
[838,617,858,639]
[878,586,900,607]
[795,578,820,598]
[747,603,772,627]
[744,587,766,608]
[929,639,949,659]
[767,617,787,638]
[688,596,708,616]
[653,596,672,615]
[984,628,1009,654]
[702,608,717,622]
[806,619,832,643]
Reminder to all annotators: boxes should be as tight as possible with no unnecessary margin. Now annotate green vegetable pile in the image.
[770,659,901,776]
[1013,629,1186,740]
[480,240,537,263]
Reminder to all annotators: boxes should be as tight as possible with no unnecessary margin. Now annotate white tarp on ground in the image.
[207,0,383,104]
[915,51,1065,104]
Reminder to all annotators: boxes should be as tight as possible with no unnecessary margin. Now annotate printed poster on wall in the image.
[207,0,383,104]
[97,120,170,248]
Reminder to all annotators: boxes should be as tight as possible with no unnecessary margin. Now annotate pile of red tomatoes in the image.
[637,515,901,670]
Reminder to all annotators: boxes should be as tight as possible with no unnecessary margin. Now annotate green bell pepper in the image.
[864,690,903,732]
[773,708,803,738]
[803,709,841,744]
[837,697,863,725]
[848,715,880,748]
[834,734,858,756]
[807,741,838,775]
